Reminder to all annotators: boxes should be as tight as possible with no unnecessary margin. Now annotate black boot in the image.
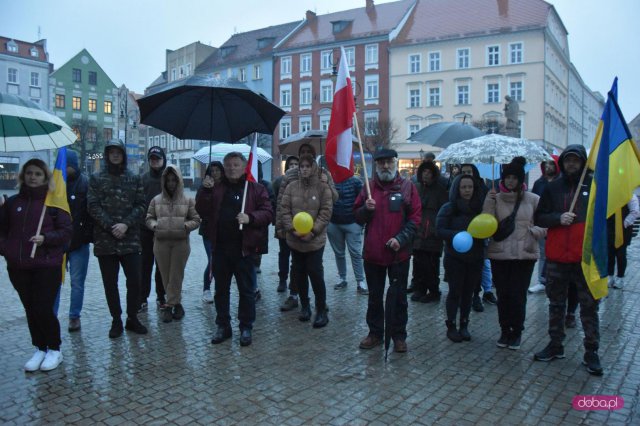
[312,308,329,328]
[496,328,510,348]
[459,319,471,341]
[298,302,311,322]
[446,320,462,343]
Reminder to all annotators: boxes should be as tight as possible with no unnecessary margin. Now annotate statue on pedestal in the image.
[504,95,520,137]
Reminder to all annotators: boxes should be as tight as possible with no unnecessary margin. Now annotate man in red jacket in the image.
[354,149,421,353]
[533,144,602,376]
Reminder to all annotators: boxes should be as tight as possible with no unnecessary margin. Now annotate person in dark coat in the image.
[0,159,72,372]
[197,161,224,303]
[251,161,275,301]
[436,174,485,342]
[410,160,448,303]
[139,146,166,311]
[196,152,273,347]
[52,150,93,332]
[88,139,148,339]
[272,156,298,294]
[533,144,603,376]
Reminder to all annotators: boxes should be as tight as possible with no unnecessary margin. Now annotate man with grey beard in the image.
[353,149,421,353]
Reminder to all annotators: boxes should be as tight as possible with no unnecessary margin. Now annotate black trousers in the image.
[290,247,326,311]
[97,253,141,318]
[9,267,62,351]
[607,243,628,277]
[444,255,483,322]
[491,259,535,333]
[140,229,164,303]
[212,250,255,331]
[278,238,291,283]
[411,249,441,295]
[364,260,409,340]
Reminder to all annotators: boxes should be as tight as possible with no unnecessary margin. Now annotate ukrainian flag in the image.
[582,78,640,299]
[45,147,71,283]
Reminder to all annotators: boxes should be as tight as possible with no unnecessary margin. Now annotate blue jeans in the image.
[481,258,493,292]
[327,222,365,283]
[53,244,90,318]
[202,236,213,291]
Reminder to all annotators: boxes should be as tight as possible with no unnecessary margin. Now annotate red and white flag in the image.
[245,133,258,183]
[326,46,356,183]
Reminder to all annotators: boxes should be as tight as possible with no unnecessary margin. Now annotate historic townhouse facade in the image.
[389,0,603,153]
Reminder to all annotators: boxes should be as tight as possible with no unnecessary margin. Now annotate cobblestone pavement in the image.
[1,217,639,424]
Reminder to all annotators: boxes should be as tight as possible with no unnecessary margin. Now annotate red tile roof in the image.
[278,0,416,50]
[0,36,48,62]
[393,0,552,45]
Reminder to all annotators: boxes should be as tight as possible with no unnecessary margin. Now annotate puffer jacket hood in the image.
[539,154,560,175]
[460,163,481,180]
[416,160,441,184]
[558,144,587,175]
[160,165,184,200]
[104,139,127,173]
[299,158,320,187]
[448,174,481,204]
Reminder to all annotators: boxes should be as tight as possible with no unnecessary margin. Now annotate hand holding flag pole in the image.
[239,133,259,230]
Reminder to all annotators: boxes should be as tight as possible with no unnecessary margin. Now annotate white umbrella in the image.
[192,143,272,164]
[436,134,551,164]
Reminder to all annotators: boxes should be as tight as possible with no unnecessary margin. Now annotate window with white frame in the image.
[409,54,421,73]
[510,81,523,101]
[281,56,292,77]
[365,75,379,102]
[154,136,160,148]
[487,45,500,66]
[409,88,421,108]
[171,69,177,81]
[320,115,331,130]
[7,42,18,53]
[30,72,39,87]
[365,44,378,65]
[239,68,247,82]
[30,47,38,57]
[280,119,291,139]
[321,50,332,72]
[186,63,191,76]
[457,85,470,105]
[161,135,168,150]
[409,123,420,136]
[179,159,191,177]
[344,47,355,67]
[429,87,441,107]
[320,80,333,103]
[280,84,292,108]
[509,42,523,64]
[8,68,18,83]
[300,53,312,74]
[457,48,470,69]
[429,52,441,72]
[299,82,312,108]
[364,112,379,136]
[487,82,500,103]
[299,117,312,132]
[253,64,262,80]
[179,66,185,78]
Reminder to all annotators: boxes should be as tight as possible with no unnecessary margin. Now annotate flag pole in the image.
[239,133,257,230]
[30,205,47,258]
[352,112,371,200]
[568,165,589,213]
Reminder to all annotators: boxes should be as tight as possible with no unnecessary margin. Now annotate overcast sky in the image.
[2,0,639,120]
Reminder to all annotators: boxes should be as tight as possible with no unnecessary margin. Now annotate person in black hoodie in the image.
[52,150,93,332]
[139,146,166,311]
[436,174,485,342]
[411,160,448,303]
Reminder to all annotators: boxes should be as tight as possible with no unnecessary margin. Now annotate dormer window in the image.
[7,40,18,53]
[220,46,237,58]
[331,20,352,34]
[257,37,275,50]
[30,47,39,57]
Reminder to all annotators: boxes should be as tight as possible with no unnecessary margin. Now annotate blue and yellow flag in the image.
[582,78,640,299]
[45,147,70,283]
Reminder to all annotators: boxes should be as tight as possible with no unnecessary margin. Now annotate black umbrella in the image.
[407,122,484,149]
[138,75,285,143]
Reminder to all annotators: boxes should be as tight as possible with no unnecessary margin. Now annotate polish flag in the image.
[244,134,258,182]
[326,46,356,183]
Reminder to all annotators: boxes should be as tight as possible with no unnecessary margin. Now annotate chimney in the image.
[366,0,374,9]
[497,0,508,17]
[306,10,316,21]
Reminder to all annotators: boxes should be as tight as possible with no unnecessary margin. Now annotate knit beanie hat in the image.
[501,156,526,184]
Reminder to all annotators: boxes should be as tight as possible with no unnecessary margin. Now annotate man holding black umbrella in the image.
[354,149,421,354]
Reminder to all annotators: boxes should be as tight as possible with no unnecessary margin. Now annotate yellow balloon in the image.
[467,213,498,239]
[293,212,314,235]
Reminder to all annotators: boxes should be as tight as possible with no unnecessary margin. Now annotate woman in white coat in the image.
[483,157,545,350]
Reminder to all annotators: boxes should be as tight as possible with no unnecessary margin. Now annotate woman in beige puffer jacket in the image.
[146,165,201,322]
[281,154,333,328]
[482,157,545,350]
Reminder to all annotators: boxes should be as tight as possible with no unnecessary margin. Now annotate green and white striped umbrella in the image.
[0,93,77,151]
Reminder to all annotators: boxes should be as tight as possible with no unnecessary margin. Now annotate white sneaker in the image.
[24,350,46,372]
[608,276,616,288]
[528,283,545,293]
[356,282,369,295]
[202,290,213,303]
[613,277,624,289]
[40,350,63,371]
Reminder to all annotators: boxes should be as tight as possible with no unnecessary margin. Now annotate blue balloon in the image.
[453,231,473,253]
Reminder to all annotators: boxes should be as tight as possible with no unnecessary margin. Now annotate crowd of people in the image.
[1,139,638,377]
